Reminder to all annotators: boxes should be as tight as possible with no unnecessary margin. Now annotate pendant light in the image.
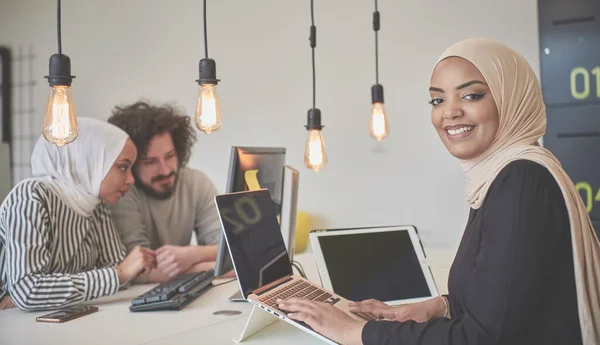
[194,0,222,134]
[304,0,327,172]
[369,0,389,142]
[43,0,78,147]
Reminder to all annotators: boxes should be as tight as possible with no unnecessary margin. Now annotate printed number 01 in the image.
[570,67,600,100]
[576,182,600,213]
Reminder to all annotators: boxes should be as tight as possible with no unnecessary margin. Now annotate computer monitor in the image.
[226,146,286,212]
[214,147,286,280]
[280,165,299,259]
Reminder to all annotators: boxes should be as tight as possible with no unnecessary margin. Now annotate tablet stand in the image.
[233,305,278,343]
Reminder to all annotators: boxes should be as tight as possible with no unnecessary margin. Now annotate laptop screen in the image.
[215,189,293,298]
[317,229,431,302]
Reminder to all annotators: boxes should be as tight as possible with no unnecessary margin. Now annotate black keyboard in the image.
[129,270,215,312]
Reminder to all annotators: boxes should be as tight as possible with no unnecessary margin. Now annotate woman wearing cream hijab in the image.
[0,118,156,311]
[277,38,600,345]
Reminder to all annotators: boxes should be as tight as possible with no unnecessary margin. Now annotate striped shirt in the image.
[0,180,125,311]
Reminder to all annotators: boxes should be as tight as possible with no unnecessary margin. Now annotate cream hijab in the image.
[30,117,129,217]
[434,38,600,343]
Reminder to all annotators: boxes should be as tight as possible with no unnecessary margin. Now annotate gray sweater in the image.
[109,167,222,252]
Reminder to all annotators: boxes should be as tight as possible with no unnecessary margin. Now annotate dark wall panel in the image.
[538,0,600,235]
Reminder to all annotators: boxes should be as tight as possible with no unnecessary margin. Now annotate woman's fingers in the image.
[277,297,318,313]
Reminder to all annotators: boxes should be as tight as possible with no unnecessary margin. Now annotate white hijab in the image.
[30,117,129,217]
[434,38,600,344]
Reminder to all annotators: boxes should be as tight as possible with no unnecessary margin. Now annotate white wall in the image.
[0,0,540,249]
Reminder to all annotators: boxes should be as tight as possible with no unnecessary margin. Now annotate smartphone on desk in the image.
[36,306,98,323]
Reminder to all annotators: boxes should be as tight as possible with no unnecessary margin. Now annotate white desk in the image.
[0,248,454,345]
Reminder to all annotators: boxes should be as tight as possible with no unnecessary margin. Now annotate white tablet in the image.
[310,225,439,305]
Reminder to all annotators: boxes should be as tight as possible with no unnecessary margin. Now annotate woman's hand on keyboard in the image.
[116,246,157,283]
[348,298,445,323]
[277,297,366,345]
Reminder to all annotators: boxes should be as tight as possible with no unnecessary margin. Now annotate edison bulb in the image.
[369,102,389,142]
[43,86,78,147]
[304,129,327,172]
[194,84,222,134]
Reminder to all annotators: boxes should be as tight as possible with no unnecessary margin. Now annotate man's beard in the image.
[135,170,179,200]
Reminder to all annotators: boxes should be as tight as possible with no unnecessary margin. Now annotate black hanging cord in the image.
[305,0,322,133]
[292,261,307,279]
[310,0,316,109]
[294,260,306,276]
[373,0,380,84]
[203,0,209,58]
[57,0,62,54]
[46,0,74,88]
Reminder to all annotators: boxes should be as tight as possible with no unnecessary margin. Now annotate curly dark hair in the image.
[108,101,196,167]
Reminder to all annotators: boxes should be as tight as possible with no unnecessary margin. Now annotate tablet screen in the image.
[317,230,432,302]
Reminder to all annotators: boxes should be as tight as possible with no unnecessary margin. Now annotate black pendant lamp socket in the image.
[194,0,222,134]
[304,0,327,172]
[369,0,389,142]
[43,0,78,147]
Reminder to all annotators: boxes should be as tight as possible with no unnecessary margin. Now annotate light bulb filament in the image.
[43,86,78,146]
[194,84,222,134]
[369,102,389,142]
[304,129,327,172]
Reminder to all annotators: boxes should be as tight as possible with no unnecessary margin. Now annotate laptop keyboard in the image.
[259,280,340,308]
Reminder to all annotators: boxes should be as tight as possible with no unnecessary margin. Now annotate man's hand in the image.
[156,245,197,278]
[186,261,216,274]
[278,297,366,345]
[115,246,157,283]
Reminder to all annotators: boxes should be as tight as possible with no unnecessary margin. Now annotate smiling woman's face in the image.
[429,57,500,160]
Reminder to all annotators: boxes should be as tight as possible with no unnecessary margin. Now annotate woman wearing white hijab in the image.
[277,39,600,345]
[0,117,156,311]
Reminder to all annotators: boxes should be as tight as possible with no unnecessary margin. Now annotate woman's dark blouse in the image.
[362,160,582,345]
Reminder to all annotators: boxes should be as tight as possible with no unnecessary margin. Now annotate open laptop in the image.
[310,225,439,306]
[215,189,374,345]
[214,165,299,302]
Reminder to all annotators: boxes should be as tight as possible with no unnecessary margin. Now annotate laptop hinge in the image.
[252,275,294,296]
